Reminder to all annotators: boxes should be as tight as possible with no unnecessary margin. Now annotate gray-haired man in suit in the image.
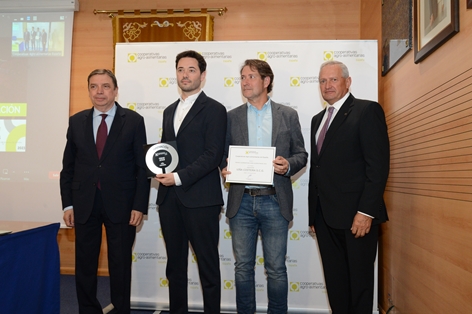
[309,61,389,313]
[221,59,307,313]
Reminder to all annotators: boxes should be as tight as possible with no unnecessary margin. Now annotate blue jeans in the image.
[229,193,289,314]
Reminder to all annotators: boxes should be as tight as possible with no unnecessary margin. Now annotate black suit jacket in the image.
[156,92,227,208]
[308,94,390,229]
[60,103,150,224]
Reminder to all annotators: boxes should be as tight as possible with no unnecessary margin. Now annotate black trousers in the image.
[314,197,379,314]
[74,188,136,314]
[158,187,221,314]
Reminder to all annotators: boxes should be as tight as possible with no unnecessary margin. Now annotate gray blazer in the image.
[221,101,308,221]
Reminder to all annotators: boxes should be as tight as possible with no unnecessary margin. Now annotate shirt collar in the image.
[180,90,202,105]
[246,97,272,111]
[329,92,350,111]
[93,103,117,118]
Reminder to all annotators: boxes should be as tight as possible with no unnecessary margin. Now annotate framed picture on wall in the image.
[381,0,412,76]
[413,0,459,63]
[469,0,472,9]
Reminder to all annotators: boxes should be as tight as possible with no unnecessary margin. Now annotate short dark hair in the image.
[240,59,274,93]
[175,50,207,73]
[87,69,118,89]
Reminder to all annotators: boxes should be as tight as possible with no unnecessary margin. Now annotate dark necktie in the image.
[317,106,334,154]
[96,114,108,159]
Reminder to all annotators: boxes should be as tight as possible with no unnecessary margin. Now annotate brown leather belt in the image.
[244,187,276,196]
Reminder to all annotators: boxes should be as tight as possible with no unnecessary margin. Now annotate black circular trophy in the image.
[145,143,179,175]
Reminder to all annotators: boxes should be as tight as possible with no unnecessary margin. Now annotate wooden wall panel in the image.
[360,0,382,100]
[58,227,109,276]
[378,0,472,312]
[387,70,472,202]
[382,193,472,313]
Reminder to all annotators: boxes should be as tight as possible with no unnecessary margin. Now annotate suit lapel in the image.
[100,104,124,161]
[84,108,98,160]
[271,102,281,146]
[177,92,206,136]
[236,105,249,145]
[312,112,324,133]
[312,110,324,156]
[165,100,179,140]
[320,94,354,154]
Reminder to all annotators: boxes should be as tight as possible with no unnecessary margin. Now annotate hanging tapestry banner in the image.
[112,14,214,44]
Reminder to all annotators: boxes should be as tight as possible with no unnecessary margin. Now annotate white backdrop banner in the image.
[114,40,378,313]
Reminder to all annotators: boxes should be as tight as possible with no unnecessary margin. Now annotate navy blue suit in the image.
[60,103,149,314]
[156,91,227,314]
[309,94,389,313]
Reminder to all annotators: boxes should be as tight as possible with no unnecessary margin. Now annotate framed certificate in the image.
[226,145,275,185]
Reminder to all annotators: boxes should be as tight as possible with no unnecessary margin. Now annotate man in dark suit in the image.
[30,27,35,51]
[60,69,150,314]
[23,29,30,51]
[221,60,307,313]
[309,60,390,314]
[41,29,47,51]
[154,50,227,314]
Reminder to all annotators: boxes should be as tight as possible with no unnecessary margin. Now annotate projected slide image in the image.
[0,119,26,152]
[0,103,27,152]
[11,21,65,57]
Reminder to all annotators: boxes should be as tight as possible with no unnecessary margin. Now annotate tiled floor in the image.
[61,275,206,314]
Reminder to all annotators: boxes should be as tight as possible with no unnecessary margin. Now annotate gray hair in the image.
[319,61,350,78]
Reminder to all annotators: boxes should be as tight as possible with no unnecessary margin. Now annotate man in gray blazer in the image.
[221,59,307,314]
